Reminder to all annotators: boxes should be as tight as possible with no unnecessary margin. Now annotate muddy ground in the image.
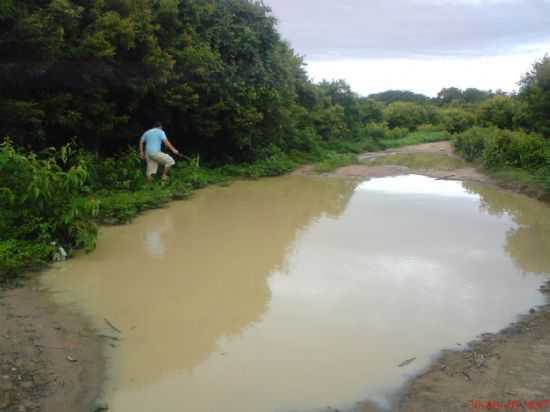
[3,140,550,412]
[394,283,550,412]
[294,141,491,184]
[0,285,104,412]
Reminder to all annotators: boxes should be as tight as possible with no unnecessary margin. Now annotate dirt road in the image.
[396,282,550,412]
[0,286,103,412]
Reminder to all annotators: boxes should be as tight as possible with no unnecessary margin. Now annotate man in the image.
[139,122,180,181]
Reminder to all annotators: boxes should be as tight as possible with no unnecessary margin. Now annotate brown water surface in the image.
[41,175,550,412]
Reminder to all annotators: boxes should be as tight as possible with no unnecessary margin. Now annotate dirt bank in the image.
[0,285,104,412]
[395,281,550,412]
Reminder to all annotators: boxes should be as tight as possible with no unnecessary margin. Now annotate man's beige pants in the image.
[146,152,175,177]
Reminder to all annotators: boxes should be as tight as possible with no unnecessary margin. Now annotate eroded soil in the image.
[396,282,550,412]
[0,286,104,412]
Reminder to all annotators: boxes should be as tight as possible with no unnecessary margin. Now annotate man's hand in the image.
[164,138,179,156]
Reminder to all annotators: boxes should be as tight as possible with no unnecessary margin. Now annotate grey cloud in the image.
[265,0,550,59]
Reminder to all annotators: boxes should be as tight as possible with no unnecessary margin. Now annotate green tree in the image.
[477,95,523,130]
[440,108,476,134]
[369,90,431,104]
[462,88,493,104]
[384,101,429,131]
[437,87,463,105]
[519,55,550,137]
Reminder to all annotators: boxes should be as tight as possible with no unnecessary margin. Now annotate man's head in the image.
[154,121,163,129]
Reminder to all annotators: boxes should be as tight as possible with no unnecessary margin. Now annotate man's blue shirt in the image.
[141,128,167,155]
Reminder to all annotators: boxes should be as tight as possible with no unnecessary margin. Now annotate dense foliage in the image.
[0,0,386,162]
[369,90,431,104]
[519,56,550,137]
[454,127,550,192]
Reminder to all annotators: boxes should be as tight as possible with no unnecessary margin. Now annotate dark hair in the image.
[154,121,163,129]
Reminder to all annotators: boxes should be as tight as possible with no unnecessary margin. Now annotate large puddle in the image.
[42,175,550,412]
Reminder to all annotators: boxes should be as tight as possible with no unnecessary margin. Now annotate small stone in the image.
[530,308,536,314]
[21,381,33,389]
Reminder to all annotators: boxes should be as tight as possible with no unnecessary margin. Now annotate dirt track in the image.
[294,141,491,183]
[0,286,103,412]
[396,282,550,412]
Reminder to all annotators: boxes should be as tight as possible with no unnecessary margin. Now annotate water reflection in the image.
[463,181,550,274]
[41,175,550,412]
[357,174,478,199]
[42,176,356,389]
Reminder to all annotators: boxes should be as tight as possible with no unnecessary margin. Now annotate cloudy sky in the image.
[265,0,550,96]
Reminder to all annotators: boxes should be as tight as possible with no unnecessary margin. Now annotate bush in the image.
[384,102,430,131]
[0,240,55,282]
[0,141,99,279]
[453,127,488,161]
[454,127,549,169]
[384,127,409,140]
[477,96,524,130]
[440,108,476,134]
[88,149,146,191]
[482,129,548,170]
[364,123,386,141]
[417,124,446,133]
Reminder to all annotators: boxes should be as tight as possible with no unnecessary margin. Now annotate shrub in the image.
[88,149,145,191]
[0,141,99,279]
[440,108,476,134]
[477,96,523,130]
[384,102,430,131]
[454,127,549,169]
[0,240,55,282]
[417,124,446,133]
[364,123,386,141]
[453,127,489,161]
[384,127,409,140]
[482,129,547,170]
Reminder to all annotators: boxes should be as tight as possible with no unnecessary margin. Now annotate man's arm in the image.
[164,138,180,156]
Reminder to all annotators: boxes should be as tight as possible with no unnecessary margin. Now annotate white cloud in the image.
[305,43,549,96]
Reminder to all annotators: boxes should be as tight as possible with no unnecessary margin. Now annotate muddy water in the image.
[42,175,550,412]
